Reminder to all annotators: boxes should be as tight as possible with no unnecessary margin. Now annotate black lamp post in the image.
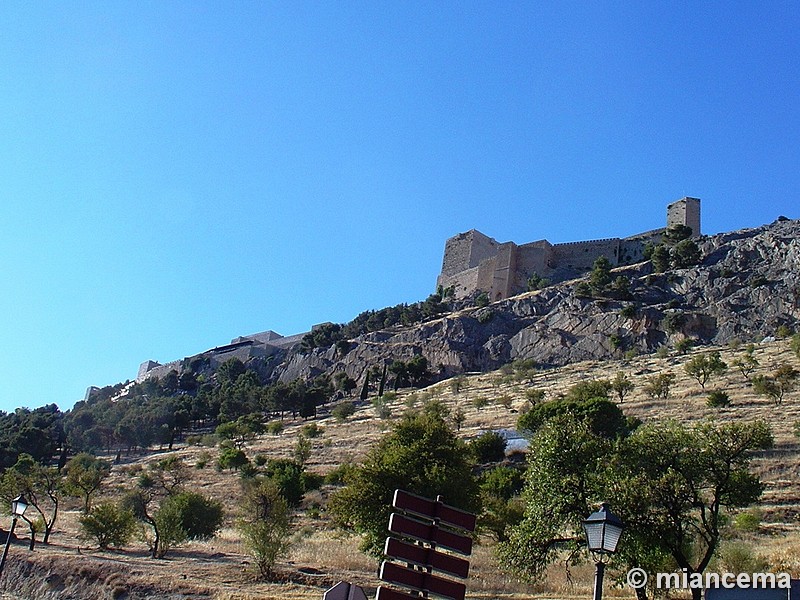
[0,495,29,577]
[583,503,624,600]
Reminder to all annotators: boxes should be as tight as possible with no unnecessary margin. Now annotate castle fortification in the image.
[437,197,700,301]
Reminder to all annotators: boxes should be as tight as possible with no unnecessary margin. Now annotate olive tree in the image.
[500,416,772,600]
[328,412,479,556]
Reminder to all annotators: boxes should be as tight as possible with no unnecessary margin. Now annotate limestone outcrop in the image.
[269,217,799,386]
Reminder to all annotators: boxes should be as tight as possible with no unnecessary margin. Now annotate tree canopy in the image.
[500,416,773,600]
[329,412,479,556]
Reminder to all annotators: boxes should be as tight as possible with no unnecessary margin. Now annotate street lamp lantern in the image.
[0,494,30,578]
[11,495,28,518]
[583,503,624,556]
[583,503,624,600]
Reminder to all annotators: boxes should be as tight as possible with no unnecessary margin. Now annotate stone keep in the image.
[437,197,701,301]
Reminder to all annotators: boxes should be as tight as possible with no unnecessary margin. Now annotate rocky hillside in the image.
[274,218,800,385]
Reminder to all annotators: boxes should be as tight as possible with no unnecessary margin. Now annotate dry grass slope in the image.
[3,338,800,600]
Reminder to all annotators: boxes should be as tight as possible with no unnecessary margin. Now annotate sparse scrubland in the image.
[1,336,799,600]
[1,219,799,599]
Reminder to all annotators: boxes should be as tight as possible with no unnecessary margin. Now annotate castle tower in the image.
[667,197,701,237]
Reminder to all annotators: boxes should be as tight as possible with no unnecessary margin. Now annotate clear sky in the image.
[1,2,798,414]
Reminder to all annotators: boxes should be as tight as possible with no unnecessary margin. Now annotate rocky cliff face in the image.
[268,218,799,388]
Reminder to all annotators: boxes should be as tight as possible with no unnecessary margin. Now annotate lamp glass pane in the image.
[11,495,28,516]
[584,521,603,551]
[602,523,623,553]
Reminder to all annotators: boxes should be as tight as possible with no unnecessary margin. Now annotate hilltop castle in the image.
[437,197,700,301]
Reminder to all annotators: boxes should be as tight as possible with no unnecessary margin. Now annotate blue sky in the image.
[1,2,798,413]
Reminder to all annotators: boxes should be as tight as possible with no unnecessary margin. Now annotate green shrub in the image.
[476,308,494,324]
[79,502,136,549]
[675,338,694,355]
[717,540,768,573]
[620,304,637,319]
[218,447,249,472]
[266,421,284,436]
[469,432,507,463]
[643,372,676,399]
[661,311,686,333]
[480,466,525,500]
[301,423,323,438]
[472,396,490,411]
[792,333,800,358]
[195,451,211,470]
[475,292,490,308]
[263,459,306,506]
[332,402,356,422]
[372,397,392,419]
[169,491,224,540]
[324,461,356,485]
[237,479,293,579]
[301,471,324,492]
[733,510,761,533]
[623,348,639,361]
[706,389,731,408]
[518,397,631,439]
[575,281,593,298]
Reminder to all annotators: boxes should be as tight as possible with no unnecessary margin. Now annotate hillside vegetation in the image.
[0,217,798,600]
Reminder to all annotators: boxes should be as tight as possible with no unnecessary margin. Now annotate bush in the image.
[472,396,490,411]
[518,397,631,439]
[717,540,769,573]
[575,281,593,298]
[266,421,284,436]
[706,389,731,408]
[480,466,525,501]
[476,308,493,324]
[475,292,490,308]
[237,479,293,579]
[733,510,761,533]
[655,345,671,358]
[263,459,306,507]
[79,502,136,549]
[643,372,676,399]
[620,304,637,319]
[169,491,224,540]
[218,447,249,472]
[324,461,356,485]
[675,338,694,355]
[672,239,701,268]
[661,311,686,334]
[301,423,322,438]
[328,412,479,557]
[469,432,507,463]
[195,451,211,469]
[151,495,189,558]
[332,402,356,422]
[371,397,392,420]
[684,351,728,389]
[792,333,800,359]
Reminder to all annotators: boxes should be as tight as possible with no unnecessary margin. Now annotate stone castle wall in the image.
[438,197,701,301]
[551,238,623,271]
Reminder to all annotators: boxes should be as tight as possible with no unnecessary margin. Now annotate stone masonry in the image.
[437,197,701,301]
